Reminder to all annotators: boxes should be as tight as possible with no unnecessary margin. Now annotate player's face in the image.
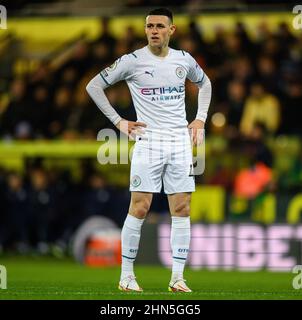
[145,15,176,48]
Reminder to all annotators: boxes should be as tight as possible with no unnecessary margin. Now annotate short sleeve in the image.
[99,54,134,86]
[186,53,205,85]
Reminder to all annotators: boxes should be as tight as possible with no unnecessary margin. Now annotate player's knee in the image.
[174,201,190,217]
[130,198,151,219]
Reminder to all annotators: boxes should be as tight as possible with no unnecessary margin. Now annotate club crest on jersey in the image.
[131,175,141,187]
[107,61,117,71]
[176,66,185,79]
[106,58,121,72]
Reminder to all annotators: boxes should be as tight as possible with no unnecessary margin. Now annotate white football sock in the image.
[170,216,191,281]
[120,214,144,280]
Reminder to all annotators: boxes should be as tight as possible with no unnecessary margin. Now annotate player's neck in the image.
[147,45,169,57]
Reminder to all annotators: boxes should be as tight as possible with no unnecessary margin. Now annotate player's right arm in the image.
[86,55,146,136]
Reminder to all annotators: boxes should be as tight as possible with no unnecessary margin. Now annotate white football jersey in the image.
[99,46,205,132]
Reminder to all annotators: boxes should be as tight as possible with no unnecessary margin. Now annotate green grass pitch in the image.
[0,257,301,300]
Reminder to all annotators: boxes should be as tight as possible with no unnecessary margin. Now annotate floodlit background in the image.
[0,0,302,280]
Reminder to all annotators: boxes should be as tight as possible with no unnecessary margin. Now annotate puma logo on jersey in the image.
[145,70,154,77]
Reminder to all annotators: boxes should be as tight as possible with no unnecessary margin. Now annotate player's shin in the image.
[170,216,191,281]
[120,214,144,280]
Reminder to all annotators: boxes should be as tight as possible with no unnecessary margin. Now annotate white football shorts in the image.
[129,129,195,194]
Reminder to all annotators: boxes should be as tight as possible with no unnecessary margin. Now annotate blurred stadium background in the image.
[0,0,302,299]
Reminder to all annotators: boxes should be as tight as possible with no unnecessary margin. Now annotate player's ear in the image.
[169,24,176,36]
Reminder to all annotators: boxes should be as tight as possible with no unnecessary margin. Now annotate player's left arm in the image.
[186,54,212,146]
[188,75,211,145]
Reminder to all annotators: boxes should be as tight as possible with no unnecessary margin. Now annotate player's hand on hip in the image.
[116,119,147,139]
[188,119,205,146]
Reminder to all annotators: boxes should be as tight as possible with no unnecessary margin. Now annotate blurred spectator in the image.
[233,123,274,199]
[260,36,283,65]
[279,80,302,135]
[257,55,279,94]
[234,22,254,57]
[208,26,227,68]
[277,148,302,193]
[224,80,246,136]
[28,168,54,254]
[114,39,130,59]
[0,78,31,138]
[275,22,296,50]
[231,57,254,86]
[29,61,54,91]
[188,20,207,52]
[66,82,105,136]
[48,86,73,138]
[56,40,91,83]
[242,122,273,168]
[207,162,235,191]
[28,85,51,138]
[224,33,243,61]
[58,66,79,89]
[123,26,142,52]
[178,36,206,68]
[2,172,30,253]
[255,21,271,44]
[240,82,281,137]
[0,34,23,91]
[217,80,246,138]
[233,162,272,199]
[91,42,112,71]
[82,172,111,218]
[92,17,116,57]
[47,168,84,254]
